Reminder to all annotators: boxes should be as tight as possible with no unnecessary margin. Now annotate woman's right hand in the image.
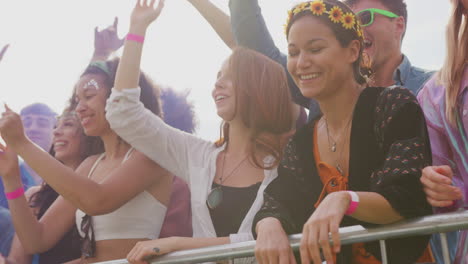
[255,217,296,264]
[420,165,463,207]
[130,0,165,33]
[0,106,28,151]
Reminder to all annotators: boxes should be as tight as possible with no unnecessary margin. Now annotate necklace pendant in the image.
[336,164,343,175]
[206,187,223,210]
[331,143,337,152]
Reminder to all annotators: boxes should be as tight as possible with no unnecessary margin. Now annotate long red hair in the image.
[217,47,294,170]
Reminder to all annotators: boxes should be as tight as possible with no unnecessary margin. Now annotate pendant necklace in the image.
[206,151,249,210]
[323,115,353,175]
[324,118,337,152]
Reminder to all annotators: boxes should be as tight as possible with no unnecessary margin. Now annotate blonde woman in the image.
[417,0,468,263]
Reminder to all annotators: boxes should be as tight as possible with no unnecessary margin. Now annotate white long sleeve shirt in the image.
[105,87,278,244]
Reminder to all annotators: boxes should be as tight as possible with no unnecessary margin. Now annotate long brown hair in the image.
[217,47,294,170]
[439,0,467,125]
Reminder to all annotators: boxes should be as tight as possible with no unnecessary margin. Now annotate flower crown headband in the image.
[285,0,364,39]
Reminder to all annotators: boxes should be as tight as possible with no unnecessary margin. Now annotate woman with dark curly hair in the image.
[0,57,172,263]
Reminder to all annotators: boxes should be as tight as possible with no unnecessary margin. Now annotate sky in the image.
[0,0,452,141]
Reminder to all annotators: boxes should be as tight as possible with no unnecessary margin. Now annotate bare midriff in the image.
[82,238,150,263]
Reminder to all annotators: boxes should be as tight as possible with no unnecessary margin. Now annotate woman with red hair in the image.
[104,1,295,262]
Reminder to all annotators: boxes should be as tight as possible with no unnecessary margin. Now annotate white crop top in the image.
[75,148,167,241]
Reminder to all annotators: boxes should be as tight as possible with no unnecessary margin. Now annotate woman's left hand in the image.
[130,0,165,32]
[300,191,350,264]
[0,105,28,150]
[127,237,180,264]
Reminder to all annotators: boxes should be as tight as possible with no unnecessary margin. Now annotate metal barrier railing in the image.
[96,210,468,264]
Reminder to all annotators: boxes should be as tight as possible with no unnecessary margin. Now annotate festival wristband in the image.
[5,186,25,200]
[345,191,359,215]
[126,33,145,43]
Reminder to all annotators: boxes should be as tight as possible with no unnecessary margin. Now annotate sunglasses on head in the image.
[356,8,399,27]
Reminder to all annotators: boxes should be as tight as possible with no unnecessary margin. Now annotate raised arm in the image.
[107,0,213,182]
[0,144,76,254]
[228,0,310,108]
[0,107,168,216]
[187,0,236,49]
[5,187,41,264]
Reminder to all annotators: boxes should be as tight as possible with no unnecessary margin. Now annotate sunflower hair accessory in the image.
[284,0,364,38]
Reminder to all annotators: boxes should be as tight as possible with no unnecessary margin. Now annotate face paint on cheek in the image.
[85,79,100,90]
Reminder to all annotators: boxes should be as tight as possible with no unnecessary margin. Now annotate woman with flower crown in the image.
[252,0,432,263]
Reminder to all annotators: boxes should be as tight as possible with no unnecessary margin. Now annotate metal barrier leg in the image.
[440,232,451,264]
[379,240,388,264]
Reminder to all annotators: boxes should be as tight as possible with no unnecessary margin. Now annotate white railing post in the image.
[379,240,388,264]
[440,232,451,264]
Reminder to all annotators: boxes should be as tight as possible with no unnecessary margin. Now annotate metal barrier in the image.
[96,210,468,264]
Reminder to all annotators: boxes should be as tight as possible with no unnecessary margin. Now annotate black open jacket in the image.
[254,86,432,264]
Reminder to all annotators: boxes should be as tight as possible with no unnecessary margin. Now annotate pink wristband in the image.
[126,33,144,43]
[5,186,25,200]
[345,191,359,215]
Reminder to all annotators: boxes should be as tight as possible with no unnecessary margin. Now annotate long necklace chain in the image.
[218,151,249,185]
[323,115,353,175]
[324,118,338,152]
[206,150,250,210]
[323,114,353,153]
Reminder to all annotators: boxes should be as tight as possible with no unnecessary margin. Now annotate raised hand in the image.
[93,17,124,60]
[0,105,28,151]
[0,139,20,180]
[130,0,165,32]
[0,44,9,62]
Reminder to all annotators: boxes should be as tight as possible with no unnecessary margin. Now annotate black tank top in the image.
[208,182,261,237]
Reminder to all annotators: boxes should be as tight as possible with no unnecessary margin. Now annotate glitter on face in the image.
[85,79,100,90]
